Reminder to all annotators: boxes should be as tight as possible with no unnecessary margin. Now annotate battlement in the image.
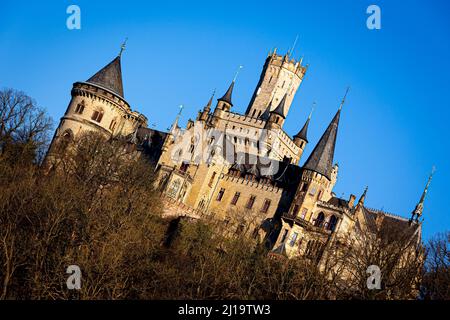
[266,49,307,77]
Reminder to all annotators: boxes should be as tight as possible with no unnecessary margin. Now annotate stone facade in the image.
[47,49,430,263]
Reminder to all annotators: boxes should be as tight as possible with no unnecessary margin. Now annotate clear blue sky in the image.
[1,0,449,240]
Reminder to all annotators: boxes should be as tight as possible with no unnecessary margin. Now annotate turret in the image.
[265,93,287,129]
[285,89,348,222]
[293,104,314,163]
[216,81,234,112]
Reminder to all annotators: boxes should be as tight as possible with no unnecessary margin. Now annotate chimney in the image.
[348,194,356,209]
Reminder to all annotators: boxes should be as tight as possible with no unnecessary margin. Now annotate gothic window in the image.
[309,187,317,196]
[261,199,271,213]
[231,192,240,205]
[91,109,104,123]
[317,190,323,200]
[252,109,256,118]
[314,212,325,228]
[246,195,256,209]
[75,101,85,114]
[327,215,338,232]
[289,232,298,247]
[167,179,181,199]
[300,208,308,220]
[257,110,262,118]
[216,188,225,201]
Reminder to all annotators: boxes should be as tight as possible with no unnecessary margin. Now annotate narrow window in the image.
[216,188,225,201]
[328,215,338,232]
[231,192,240,205]
[261,199,271,213]
[209,172,217,187]
[75,102,85,114]
[246,195,256,209]
[300,208,308,220]
[109,120,117,131]
[289,232,298,247]
[292,205,300,218]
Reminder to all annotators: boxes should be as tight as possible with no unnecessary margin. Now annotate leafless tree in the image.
[0,88,52,164]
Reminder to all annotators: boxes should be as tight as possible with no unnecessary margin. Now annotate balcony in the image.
[282,213,333,234]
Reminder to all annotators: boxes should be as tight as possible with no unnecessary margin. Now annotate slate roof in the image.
[87,56,124,98]
[303,109,341,180]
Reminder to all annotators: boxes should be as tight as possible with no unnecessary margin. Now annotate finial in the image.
[339,86,350,111]
[288,35,299,57]
[119,38,128,58]
[178,104,184,116]
[233,65,244,82]
[308,101,316,119]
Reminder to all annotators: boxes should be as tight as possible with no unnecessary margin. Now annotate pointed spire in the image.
[205,90,215,110]
[170,105,184,134]
[271,93,288,119]
[218,66,242,107]
[294,102,315,143]
[87,56,124,98]
[411,166,435,222]
[302,107,341,180]
[339,86,350,111]
[358,186,368,207]
[218,81,235,107]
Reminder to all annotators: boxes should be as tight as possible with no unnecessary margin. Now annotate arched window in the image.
[91,108,104,123]
[328,215,338,232]
[109,119,117,131]
[314,212,325,228]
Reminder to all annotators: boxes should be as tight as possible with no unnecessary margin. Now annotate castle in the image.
[46,47,432,260]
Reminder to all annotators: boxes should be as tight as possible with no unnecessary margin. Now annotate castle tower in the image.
[245,50,307,119]
[286,90,347,222]
[46,48,147,162]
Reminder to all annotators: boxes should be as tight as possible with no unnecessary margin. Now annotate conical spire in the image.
[294,103,315,143]
[271,93,288,119]
[411,167,435,222]
[205,91,215,110]
[303,90,348,180]
[218,81,235,106]
[302,108,341,180]
[87,56,124,98]
[294,118,310,142]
